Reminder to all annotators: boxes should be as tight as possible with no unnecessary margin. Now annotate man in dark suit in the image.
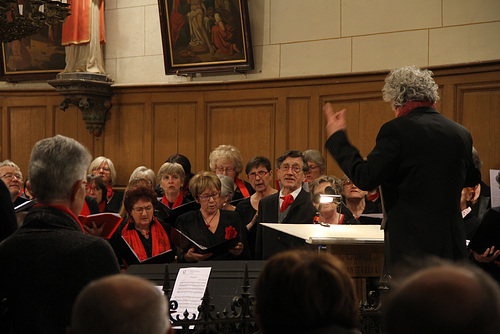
[254,150,317,259]
[323,65,480,278]
[0,135,120,333]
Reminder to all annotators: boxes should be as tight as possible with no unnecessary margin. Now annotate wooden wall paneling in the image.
[357,100,392,158]
[458,84,500,185]
[274,96,288,162]
[152,102,198,175]
[286,97,311,152]
[53,103,95,154]
[207,100,276,181]
[103,103,150,186]
[9,105,48,176]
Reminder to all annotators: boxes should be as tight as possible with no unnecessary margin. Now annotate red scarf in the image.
[396,101,436,118]
[121,217,172,261]
[162,193,184,209]
[235,178,250,198]
[35,203,85,232]
[106,185,113,200]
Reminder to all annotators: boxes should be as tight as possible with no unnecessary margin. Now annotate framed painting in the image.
[1,23,66,82]
[158,0,254,75]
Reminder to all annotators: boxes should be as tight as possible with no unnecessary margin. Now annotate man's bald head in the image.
[69,275,171,334]
[384,263,500,334]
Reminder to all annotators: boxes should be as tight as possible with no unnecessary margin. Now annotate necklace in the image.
[203,210,218,228]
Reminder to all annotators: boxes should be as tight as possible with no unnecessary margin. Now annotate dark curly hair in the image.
[123,184,158,214]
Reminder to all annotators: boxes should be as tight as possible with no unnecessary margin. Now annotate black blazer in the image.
[326,107,479,275]
[254,188,316,259]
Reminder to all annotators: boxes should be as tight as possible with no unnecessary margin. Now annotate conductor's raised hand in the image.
[323,103,346,137]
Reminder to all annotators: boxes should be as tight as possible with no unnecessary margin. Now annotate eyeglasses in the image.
[248,170,269,179]
[343,179,353,186]
[132,206,154,213]
[198,192,220,202]
[215,166,235,174]
[280,164,302,174]
[84,183,101,195]
[1,173,22,181]
[92,166,110,172]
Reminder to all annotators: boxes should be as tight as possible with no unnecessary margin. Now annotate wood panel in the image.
[0,61,499,188]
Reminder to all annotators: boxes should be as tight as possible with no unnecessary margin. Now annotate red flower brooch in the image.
[225,226,237,240]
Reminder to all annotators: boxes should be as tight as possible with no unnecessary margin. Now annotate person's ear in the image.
[70,180,83,202]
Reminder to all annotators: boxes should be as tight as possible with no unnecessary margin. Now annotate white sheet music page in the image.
[170,267,212,322]
[490,169,500,208]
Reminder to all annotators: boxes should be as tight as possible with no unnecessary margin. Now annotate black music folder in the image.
[117,236,175,265]
[170,227,239,256]
[468,208,500,254]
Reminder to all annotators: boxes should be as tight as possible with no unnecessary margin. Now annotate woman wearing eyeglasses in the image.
[175,171,249,262]
[209,144,255,205]
[114,184,173,266]
[88,156,123,213]
[235,156,277,257]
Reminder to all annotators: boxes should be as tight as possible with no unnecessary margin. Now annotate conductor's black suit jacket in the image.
[254,188,316,259]
[326,107,479,275]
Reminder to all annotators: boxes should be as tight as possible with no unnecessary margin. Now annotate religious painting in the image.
[158,0,254,75]
[1,23,66,82]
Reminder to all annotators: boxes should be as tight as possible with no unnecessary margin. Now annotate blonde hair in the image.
[189,171,221,199]
[208,145,244,175]
[88,156,117,185]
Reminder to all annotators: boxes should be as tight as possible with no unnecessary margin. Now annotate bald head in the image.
[384,264,500,334]
[70,275,171,334]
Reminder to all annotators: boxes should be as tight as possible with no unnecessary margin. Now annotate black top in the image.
[235,197,257,257]
[175,209,250,262]
[0,181,17,242]
[231,179,255,203]
[105,189,124,213]
[0,205,120,333]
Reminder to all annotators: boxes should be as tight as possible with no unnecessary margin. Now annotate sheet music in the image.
[490,169,500,208]
[170,267,211,322]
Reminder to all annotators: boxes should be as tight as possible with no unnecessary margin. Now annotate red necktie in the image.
[280,194,294,213]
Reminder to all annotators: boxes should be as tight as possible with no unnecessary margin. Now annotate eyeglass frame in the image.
[198,191,220,202]
[248,170,269,179]
[131,205,154,214]
[279,164,303,174]
[215,166,235,174]
[0,172,23,181]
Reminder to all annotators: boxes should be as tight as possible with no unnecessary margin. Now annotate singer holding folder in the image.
[323,65,480,278]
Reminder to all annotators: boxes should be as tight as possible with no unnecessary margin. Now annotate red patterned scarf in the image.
[121,217,172,261]
[396,101,436,118]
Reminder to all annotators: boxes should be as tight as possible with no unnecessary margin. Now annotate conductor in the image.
[323,65,480,278]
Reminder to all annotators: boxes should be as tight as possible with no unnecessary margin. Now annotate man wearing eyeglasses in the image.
[0,160,26,206]
[254,150,317,260]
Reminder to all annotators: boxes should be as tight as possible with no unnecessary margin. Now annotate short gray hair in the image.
[382,65,440,109]
[309,175,342,200]
[88,156,117,185]
[0,160,22,179]
[157,162,185,184]
[303,150,326,173]
[217,174,234,200]
[29,135,91,203]
[129,166,156,188]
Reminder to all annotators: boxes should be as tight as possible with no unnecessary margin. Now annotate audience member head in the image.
[69,274,172,334]
[382,65,440,110]
[217,174,234,209]
[209,144,243,181]
[29,135,91,214]
[245,156,274,195]
[276,150,308,194]
[86,175,106,205]
[88,156,117,186]
[383,261,500,334]
[129,166,156,189]
[310,175,343,222]
[255,250,359,334]
[303,149,326,181]
[158,162,185,197]
[0,159,23,202]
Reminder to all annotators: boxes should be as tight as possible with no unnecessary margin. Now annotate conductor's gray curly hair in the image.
[382,65,440,109]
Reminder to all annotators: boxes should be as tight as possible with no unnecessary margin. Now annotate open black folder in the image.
[116,236,175,265]
[170,227,239,256]
[468,208,500,254]
[156,200,200,227]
